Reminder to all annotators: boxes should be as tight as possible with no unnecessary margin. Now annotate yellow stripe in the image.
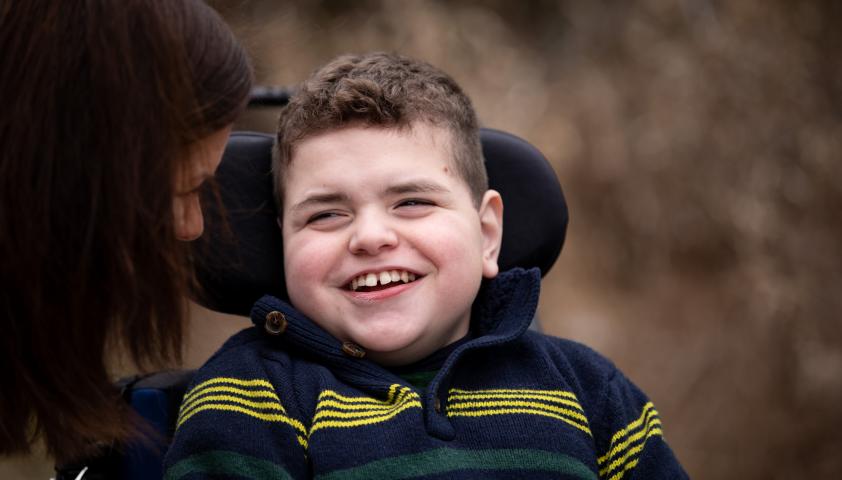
[596,402,663,480]
[597,403,657,465]
[180,386,283,414]
[317,389,408,405]
[447,392,584,411]
[313,406,410,421]
[385,384,401,403]
[314,392,421,420]
[392,386,417,404]
[188,377,275,391]
[599,416,662,471]
[178,386,284,426]
[177,403,307,434]
[178,394,285,425]
[447,408,592,436]
[599,427,663,478]
[607,457,639,480]
[448,388,579,400]
[447,400,589,425]
[316,386,417,407]
[183,377,274,400]
[315,399,410,412]
[310,400,422,434]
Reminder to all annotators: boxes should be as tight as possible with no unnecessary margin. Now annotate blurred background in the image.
[5,0,841,478]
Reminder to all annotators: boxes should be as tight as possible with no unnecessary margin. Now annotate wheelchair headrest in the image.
[193,129,568,316]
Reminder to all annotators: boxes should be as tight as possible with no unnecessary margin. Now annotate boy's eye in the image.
[306,211,347,225]
[396,199,435,208]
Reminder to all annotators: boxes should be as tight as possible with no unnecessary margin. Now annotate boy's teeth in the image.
[350,270,419,290]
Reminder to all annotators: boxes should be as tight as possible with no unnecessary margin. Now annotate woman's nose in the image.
[348,210,398,255]
[173,193,205,242]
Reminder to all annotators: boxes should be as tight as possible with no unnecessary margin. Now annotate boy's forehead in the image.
[284,123,457,186]
[295,122,451,155]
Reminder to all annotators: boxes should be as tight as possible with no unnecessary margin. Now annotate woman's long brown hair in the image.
[0,0,252,461]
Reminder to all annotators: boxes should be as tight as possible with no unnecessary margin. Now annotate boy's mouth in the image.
[347,269,419,292]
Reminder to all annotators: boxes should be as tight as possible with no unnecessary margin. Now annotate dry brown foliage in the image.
[216,1,842,477]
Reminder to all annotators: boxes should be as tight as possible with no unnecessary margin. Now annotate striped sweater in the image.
[164,268,687,479]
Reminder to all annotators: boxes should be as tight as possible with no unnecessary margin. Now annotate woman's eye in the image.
[176,183,204,197]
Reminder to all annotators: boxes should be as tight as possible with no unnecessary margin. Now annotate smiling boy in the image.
[165,53,687,479]
[281,123,502,367]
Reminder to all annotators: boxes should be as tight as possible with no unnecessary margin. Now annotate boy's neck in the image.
[385,329,474,388]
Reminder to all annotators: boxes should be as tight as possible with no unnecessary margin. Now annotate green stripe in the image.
[165,450,294,480]
[315,448,597,480]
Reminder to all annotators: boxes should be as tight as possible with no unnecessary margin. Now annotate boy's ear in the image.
[478,189,504,279]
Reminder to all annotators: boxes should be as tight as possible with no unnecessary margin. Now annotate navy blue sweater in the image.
[164,268,687,479]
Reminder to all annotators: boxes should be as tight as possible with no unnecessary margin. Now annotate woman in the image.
[0,0,253,462]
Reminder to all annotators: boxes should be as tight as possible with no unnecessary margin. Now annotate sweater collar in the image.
[249,267,541,386]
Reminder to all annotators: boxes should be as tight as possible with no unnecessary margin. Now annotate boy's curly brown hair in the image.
[274,52,487,207]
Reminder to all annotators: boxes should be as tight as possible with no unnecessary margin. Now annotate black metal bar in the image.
[248,86,292,107]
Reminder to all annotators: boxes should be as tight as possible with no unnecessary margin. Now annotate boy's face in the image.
[281,123,503,366]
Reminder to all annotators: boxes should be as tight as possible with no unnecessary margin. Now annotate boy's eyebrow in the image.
[385,180,449,195]
[289,181,449,212]
[289,192,350,213]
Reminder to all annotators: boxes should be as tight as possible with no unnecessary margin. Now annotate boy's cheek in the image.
[284,236,338,279]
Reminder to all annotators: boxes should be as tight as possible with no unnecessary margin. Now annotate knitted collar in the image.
[249,267,541,389]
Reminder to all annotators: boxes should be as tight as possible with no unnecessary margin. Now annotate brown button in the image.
[264,311,288,335]
[341,342,366,358]
[434,397,442,413]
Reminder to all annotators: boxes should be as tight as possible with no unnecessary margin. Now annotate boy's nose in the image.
[348,211,398,255]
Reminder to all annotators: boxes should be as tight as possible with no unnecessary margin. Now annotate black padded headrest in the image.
[193,129,568,316]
